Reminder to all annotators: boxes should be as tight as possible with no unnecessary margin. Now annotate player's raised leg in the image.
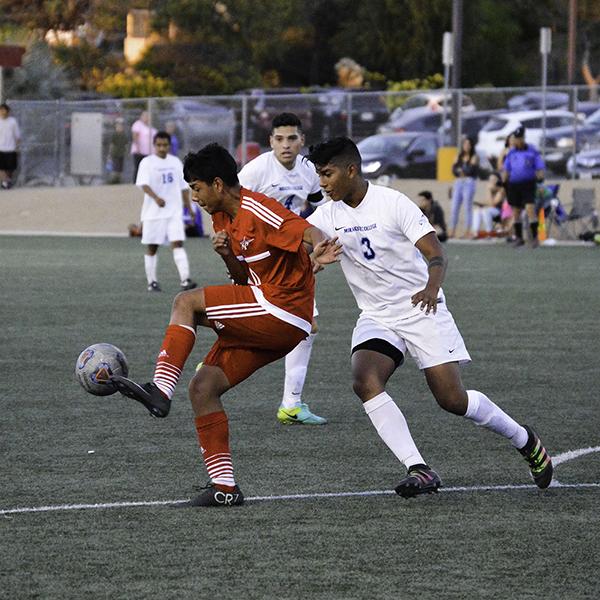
[352,342,441,498]
[112,287,209,417]
[424,362,553,488]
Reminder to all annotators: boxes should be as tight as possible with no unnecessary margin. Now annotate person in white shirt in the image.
[131,110,157,182]
[307,137,553,497]
[0,103,21,189]
[136,131,197,292]
[237,113,328,425]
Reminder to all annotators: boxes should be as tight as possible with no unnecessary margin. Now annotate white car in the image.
[476,109,579,164]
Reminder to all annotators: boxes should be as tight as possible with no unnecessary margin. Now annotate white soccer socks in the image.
[172,247,190,283]
[464,389,528,449]
[281,333,316,409]
[363,392,426,469]
[144,254,158,284]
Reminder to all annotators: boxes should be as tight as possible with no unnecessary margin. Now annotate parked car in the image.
[440,109,501,144]
[476,109,580,165]
[358,132,441,179]
[312,89,390,140]
[377,106,444,134]
[566,147,600,178]
[399,91,476,114]
[236,88,315,147]
[542,108,600,174]
[507,91,570,111]
[155,99,237,152]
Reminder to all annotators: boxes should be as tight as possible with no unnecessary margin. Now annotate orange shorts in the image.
[202,284,307,386]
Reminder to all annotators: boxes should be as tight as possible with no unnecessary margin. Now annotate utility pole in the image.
[451,0,463,147]
[567,0,577,86]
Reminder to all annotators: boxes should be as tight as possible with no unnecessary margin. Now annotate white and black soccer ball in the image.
[75,343,129,396]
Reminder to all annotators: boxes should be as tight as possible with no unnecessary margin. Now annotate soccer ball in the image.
[75,343,129,396]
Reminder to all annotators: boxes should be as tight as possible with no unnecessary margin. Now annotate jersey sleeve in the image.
[261,196,311,252]
[306,205,332,236]
[135,157,150,186]
[238,160,261,192]
[396,193,436,245]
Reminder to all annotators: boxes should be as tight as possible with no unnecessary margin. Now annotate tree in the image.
[4,41,70,99]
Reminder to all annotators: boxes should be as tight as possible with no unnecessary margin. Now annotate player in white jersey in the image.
[237,113,328,425]
[136,131,197,292]
[307,137,553,497]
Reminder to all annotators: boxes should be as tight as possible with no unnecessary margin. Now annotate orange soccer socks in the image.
[152,324,196,399]
[195,411,236,492]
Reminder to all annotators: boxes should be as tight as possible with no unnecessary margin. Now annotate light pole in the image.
[441,31,453,146]
[540,27,552,162]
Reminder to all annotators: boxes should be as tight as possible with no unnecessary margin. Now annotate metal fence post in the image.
[571,86,578,180]
[57,98,65,185]
[346,92,353,138]
[241,94,248,166]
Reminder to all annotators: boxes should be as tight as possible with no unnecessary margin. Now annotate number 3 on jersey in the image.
[361,237,376,260]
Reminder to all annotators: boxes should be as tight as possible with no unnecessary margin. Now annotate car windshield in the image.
[481,117,509,132]
[358,136,414,154]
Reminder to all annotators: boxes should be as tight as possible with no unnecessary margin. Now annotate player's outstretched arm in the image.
[211,230,249,285]
[411,232,447,315]
[303,226,343,272]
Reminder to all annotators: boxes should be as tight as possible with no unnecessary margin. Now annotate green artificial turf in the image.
[1,235,599,599]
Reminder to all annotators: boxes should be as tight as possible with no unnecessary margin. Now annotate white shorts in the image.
[351,304,471,370]
[141,214,185,245]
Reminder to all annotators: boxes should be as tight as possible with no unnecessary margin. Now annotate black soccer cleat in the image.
[180,278,197,291]
[519,425,553,489]
[147,281,161,292]
[188,483,245,507]
[395,465,442,499]
[110,375,171,418]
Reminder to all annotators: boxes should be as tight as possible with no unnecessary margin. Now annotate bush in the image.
[96,70,174,98]
[386,74,444,109]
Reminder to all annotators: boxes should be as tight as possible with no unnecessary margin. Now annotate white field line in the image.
[2,446,598,517]
[553,446,600,466]
[1,482,599,517]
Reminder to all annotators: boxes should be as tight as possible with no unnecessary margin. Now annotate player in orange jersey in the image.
[112,143,341,507]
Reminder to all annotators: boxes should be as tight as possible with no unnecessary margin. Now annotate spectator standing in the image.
[107,118,128,184]
[502,126,545,248]
[417,190,448,242]
[0,103,21,189]
[131,110,157,182]
[136,131,197,292]
[449,137,479,238]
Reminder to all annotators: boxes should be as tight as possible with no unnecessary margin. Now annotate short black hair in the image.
[272,112,302,131]
[418,190,433,201]
[307,137,362,169]
[154,131,171,144]
[0,103,9,112]
[183,143,239,186]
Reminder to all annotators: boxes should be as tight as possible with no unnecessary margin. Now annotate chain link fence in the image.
[8,85,600,187]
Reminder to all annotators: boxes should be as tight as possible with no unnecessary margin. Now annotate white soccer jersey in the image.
[136,153,189,221]
[308,182,440,322]
[238,151,321,215]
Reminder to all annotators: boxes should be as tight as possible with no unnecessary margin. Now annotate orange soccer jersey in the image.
[211,187,315,327]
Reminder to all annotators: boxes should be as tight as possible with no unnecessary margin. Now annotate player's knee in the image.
[352,373,383,402]
[434,389,468,415]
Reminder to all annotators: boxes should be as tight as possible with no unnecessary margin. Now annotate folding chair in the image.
[566,188,598,239]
